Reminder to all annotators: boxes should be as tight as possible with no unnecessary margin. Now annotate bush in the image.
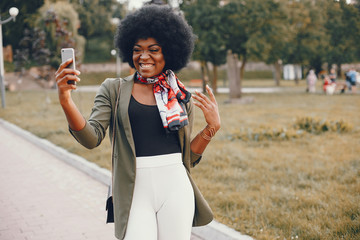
[229,126,304,142]
[294,117,352,134]
[4,61,15,72]
[229,117,352,142]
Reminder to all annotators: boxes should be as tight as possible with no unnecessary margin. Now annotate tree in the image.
[283,0,329,76]
[325,0,360,77]
[1,0,44,50]
[218,1,249,99]
[244,0,290,86]
[69,0,125,62]
[181,0,227,93]
[36,0,86,66]
[14,27,52,80]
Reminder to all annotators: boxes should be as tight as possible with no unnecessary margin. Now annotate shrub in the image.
[294,117,352,134]
[229,126,304,142]
[229,117,352,142]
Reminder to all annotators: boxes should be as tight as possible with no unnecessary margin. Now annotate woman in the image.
[306,69,317,93]
[55,5,220,240]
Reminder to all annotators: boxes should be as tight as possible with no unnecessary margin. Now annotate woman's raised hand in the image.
[54,58,81,103]
[192,85,221,132]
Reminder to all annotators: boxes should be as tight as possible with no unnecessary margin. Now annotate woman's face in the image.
[132,38,165,78]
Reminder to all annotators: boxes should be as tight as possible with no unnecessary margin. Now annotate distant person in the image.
[323,75,336,95]
[329,68,337,83]
[55,5,220,240]
[306,69,317,93]
[319,69,326,81]
[346,68,357,94]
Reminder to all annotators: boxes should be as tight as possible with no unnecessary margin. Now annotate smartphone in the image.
[61,48,76,85]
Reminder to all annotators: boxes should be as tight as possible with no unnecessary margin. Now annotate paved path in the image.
[0,123,117,240]
[0,120,253,240]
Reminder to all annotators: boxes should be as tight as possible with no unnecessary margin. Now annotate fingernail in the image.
[76,70,81,74]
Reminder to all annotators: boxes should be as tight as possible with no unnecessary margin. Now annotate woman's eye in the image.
[149,48,160,53]
[133,48,141,53]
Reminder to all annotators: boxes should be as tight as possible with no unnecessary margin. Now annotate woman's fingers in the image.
[55,58,73,75]
[57,74,81,85]
[193,92,211,109]
[55,58,80,82]
[193,86,217,109]
[192,87,221,130]
[56,68,80,80]
[55,65,81,89]
[206,85,217,104]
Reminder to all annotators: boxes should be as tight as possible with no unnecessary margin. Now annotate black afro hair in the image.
[114,5,195,72]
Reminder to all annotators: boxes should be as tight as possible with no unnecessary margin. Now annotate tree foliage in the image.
[181,0,227,92]
[325,0,360,75]
[1,0,44,50]
[36,1,86,66]
[4,0,360,78]
[69,0,126,62]
[181,0,360,93]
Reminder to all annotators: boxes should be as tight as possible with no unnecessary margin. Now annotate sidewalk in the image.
[0,121,116,240]
[0,119,253,240]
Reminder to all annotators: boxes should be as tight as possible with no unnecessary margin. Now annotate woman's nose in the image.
[140,51,150,59]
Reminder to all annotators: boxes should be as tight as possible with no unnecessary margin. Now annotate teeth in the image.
[141,64,153,68]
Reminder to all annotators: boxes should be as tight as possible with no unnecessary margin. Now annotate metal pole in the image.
[0,22,6,108]
[0,8,19,109]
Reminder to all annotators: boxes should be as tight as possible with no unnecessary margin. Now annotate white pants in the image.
[124,153,195,240]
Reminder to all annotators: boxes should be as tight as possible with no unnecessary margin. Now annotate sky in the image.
[121,0,354,10]
[118,0,180,10]
[118,0,149,10]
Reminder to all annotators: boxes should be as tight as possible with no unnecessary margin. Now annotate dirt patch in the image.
[4,72,52,91]
[4,70,56,91]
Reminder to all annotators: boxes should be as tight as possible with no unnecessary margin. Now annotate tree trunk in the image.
[239,55,246,83]
[273,60,281,86]
[337,63,342,79]
[212,64,218,94]
[204,62,211,93]
[200,61,209,92]
[227,50,241,99]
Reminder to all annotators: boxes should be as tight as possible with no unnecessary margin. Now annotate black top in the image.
[128,95,181,157]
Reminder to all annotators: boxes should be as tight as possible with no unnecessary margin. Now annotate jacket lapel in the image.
[119,75,136,157]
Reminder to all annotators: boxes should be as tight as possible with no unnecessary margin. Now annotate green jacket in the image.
[70,75,213,239]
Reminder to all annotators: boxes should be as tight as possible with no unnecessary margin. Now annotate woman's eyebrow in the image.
[133,44,161,48]
[149,44,161,48]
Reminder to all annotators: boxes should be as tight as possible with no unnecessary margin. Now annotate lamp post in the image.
[0,7,19,109]
[111,49,121,78]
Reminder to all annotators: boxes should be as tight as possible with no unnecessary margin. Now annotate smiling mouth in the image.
[140,63,154,69]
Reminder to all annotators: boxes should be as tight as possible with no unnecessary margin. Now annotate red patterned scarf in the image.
[136,70,191,131]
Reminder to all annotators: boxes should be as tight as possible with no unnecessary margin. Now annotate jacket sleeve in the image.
[69,79,113,149]
[187,98,202,167]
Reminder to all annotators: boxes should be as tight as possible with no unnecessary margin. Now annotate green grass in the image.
[0,87,359,240]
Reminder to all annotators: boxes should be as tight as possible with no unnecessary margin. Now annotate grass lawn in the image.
[0,82,359,240]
